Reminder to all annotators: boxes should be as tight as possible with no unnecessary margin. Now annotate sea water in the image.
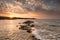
[0,19,60,40]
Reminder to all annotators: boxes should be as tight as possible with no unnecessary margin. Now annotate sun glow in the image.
[8,12,14,18]
[9,15,14,18]
[6,11,40,18]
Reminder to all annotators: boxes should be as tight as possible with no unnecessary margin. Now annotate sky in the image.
[0,0,60,19]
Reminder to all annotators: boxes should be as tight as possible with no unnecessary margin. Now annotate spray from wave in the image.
[31,27,46,40]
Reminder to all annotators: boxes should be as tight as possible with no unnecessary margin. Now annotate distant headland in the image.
[0,16,36,20]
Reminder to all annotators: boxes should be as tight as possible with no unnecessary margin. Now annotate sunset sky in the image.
[0,0,60,19]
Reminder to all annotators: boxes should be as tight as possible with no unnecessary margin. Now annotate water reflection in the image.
[7,20,18,36]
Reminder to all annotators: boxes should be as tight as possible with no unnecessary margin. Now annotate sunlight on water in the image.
[7,20,15,36]
[0,20,20,37]
[6,20,25,36]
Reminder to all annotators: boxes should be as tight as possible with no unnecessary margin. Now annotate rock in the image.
[23,20,34,26]
[20,25,31,30]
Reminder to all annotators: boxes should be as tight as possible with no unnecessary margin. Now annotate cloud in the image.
[0,0,27,14]
[0,0,7,13]
[15,0,60,11]
[0,0,60,19]
[55,0,60,3]
[0,0,60,18]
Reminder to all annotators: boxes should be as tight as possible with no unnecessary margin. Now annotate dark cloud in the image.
[55,0,60,3]
[15,0,26,4]
[0,0,7,13]
[15,0,60,11]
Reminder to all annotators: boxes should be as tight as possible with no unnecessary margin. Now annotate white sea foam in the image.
[31,27,46,40]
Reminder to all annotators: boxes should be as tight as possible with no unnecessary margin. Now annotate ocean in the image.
[0,19,60,40]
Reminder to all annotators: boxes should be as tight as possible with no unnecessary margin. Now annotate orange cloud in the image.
[5,2,25,14]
